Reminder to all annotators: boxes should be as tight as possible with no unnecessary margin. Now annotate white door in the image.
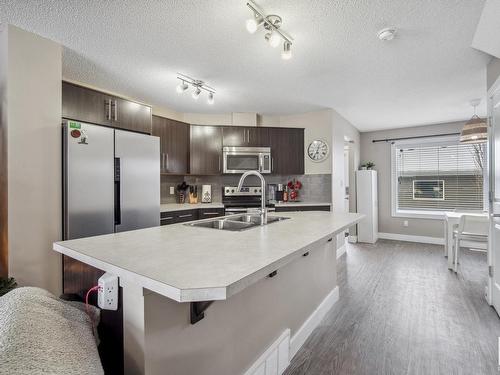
[490,88,500,313]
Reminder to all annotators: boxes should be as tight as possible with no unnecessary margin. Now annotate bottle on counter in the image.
[276,184,284,202]
[283,186,289,202]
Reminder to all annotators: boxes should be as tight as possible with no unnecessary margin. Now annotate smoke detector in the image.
[378,27,396,41]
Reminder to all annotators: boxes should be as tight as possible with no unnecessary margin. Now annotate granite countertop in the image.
[53,212,363,303]
[161,202,224,212]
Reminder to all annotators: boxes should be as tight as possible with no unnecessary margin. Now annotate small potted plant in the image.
[365,161,375,170]
[360,164,367,170]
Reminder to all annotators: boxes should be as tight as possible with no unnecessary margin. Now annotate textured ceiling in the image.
[0,0,491,131]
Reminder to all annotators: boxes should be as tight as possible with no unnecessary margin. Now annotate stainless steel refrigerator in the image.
[63,120,160,240]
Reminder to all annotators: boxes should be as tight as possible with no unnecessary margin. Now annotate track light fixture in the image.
[246,1,293,60]
[176,80,189,93]
[176,73,216,105]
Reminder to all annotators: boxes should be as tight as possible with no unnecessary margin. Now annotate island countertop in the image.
[53,212,363,303]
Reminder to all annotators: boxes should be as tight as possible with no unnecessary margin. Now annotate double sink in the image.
[185,213,289,231]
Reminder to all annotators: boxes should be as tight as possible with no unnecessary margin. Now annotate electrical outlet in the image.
[98,273,118,311]
[169,186,174,195]
[403,220,409,227]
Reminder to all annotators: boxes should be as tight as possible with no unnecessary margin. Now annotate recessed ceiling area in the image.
[0,0,491,131]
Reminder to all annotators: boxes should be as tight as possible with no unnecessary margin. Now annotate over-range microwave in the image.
[223,146,272,174]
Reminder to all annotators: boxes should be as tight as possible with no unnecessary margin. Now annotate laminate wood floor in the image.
[285,240,500,375]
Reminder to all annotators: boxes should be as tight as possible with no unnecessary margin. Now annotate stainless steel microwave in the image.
[223,146,272,174]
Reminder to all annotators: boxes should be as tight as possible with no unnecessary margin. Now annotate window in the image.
[391,137,486,217]
[412,180,444,200]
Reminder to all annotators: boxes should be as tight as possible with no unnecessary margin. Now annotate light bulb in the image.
[246,18,258,34]
[192,87,201,100]
[176,81,188,93]
[267,32,281,48]
[207,92,214,105]
[281,42,292,60]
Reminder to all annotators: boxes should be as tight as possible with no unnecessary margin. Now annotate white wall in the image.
[1,24,62,294]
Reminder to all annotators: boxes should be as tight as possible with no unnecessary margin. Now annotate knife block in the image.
[188,192,198,204]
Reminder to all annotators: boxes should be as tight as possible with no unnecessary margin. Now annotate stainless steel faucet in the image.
[237,170,267,225]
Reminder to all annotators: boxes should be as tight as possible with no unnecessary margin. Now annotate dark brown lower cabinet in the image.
[160,209,199,225]
[198,208,225,219]
[275,205,331,212]
[160,208,225,225]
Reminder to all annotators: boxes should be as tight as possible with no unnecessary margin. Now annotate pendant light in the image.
[460,99,488,144]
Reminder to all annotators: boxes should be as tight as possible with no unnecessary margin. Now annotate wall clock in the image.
[307,140,329,162]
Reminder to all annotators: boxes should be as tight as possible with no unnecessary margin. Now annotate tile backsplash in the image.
[161,174,332,204]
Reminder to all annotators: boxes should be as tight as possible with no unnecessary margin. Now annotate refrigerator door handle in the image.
[114,157,121,225]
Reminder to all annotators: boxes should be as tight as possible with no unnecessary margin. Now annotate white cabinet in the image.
[356,170,378,243]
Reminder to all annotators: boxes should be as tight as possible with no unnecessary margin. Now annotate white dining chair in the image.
[453,214,489,273]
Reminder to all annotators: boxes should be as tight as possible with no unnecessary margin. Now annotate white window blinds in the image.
[393,139,485,212]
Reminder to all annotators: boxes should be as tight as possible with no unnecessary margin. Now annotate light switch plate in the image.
[169,186,175,195]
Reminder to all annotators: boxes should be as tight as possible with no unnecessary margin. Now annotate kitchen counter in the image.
[53,211,362,374]
[160,202,224,212]
[53,211,362,303]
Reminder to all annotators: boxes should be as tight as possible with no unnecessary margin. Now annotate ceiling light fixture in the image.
[246,14,263,34]
[246,1,294,60]
[192,87,201,100]
[176,80,189,93]
[176,73,216,104]
[377,27,396,41]
[460,99,488,144]
[281,41,292,60]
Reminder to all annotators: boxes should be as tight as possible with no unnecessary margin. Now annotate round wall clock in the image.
[307,140,329,162]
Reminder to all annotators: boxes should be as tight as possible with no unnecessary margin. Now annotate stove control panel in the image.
[223,186,262,196]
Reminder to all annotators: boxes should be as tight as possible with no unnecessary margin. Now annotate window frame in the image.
[390,135,486,220]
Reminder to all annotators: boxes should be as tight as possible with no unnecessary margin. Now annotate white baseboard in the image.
[378,232,444,245]
[336,244,346,259]
[244,329,291,375]
[347,235,357,243]
[289,286,339,360]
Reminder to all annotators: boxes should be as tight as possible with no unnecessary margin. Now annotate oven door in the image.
[223,151,261,174]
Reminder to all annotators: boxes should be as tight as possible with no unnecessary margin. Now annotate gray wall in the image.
[487,57,500,91]
[144,239,337,375]
[360,121,466,238]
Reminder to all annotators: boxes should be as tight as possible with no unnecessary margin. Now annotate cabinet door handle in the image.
[113,100,118,121]
[218,155,221,172]
[166,153,169,171]
[202,212,220,215]
[105,99,111,120]
[247,129,250,143]
[271,157,274,172]
[179,214,192,218]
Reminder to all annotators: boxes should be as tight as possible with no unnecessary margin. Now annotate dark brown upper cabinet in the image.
[269,128,305,175]
[190,125,223,175]
[62,82,152,134]
[152,116,190,174]
[222,127,270,147]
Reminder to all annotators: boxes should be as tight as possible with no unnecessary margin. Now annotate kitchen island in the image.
[54,211,363,375]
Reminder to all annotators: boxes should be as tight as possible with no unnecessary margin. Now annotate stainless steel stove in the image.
[222,186,275,214]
